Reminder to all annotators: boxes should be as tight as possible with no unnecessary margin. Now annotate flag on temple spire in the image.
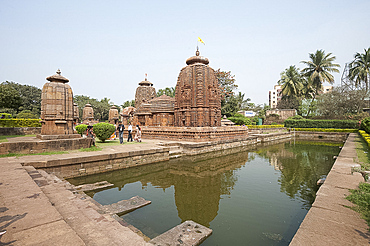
[198,37,205,45]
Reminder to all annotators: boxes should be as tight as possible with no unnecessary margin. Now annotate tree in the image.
[215,69,238,101]
[349,48,370,92]
[0,83,22,113]
[1,81,41,117]
[157,87,175,97]
[73,95,113,121]
[121,100,135,108]
[301,50,340,116]
[316,86,367,118]
[16,110,38,119]
[278,65,303,99]
[277,97,302,115]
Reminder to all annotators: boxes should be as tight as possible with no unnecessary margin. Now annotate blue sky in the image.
[1,0,369,106]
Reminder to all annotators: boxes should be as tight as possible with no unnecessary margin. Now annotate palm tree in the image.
[278,65,303,99]
[301,50,340,116]
[349,48,370,92]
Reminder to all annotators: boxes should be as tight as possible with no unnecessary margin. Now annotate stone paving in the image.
[290,133,370,245]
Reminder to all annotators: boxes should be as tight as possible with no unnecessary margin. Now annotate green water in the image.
[68,140,342,245]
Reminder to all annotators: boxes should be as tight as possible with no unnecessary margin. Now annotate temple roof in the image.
[186,49,209,65]
[46,69,69,83]
[138,78,153,86]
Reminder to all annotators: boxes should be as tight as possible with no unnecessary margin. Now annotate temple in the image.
[38,69,80,139]
[174,49,221,127]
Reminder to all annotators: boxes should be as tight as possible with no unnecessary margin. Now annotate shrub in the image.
[92,122,115,142]
[246,125,284,129]
[288,115,304,120]
[284,119,359,129]
[75,124,88,136]
[0,113,12,119]
[0,119,41,127]
[16,110,38,119]
[361,117,370,134]
[228,113,252,125]
[291,128,358,133]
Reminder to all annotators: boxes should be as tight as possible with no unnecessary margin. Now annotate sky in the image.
[0,0,369,106]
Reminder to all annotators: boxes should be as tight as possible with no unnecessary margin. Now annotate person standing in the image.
[134,125,141,142]
[127,122,133,142]
[117,121,125,144]
[86,124,96,147]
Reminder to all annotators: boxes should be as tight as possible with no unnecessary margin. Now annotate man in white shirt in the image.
[127,123,133,142]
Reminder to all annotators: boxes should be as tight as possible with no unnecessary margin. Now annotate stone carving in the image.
[135,78,156,109]
[39,69,77,138]
[73,103,79,124]
[174,49,221,127]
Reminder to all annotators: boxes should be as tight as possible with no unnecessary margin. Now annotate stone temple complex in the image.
[38,69,79,139]
[135,77,156,109]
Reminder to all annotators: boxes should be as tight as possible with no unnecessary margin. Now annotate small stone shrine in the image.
[38,69,80,139]
[82,103,94,124]
[135,77,156,109]
[174,48,221,127]
[108,105,119,125]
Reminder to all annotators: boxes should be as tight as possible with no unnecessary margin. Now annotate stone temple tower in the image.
[135,77,156,109]
[174,49,221,127]
[39,69,78,139]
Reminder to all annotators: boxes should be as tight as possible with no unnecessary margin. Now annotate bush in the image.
[291,128,358,133]
[0,113,12,119]
[0,119,41,127]
[75,124,88,136]
[284,119,359,129]
[361,117,370,134]
[246,125,284,129]
[92,122,115,142]
[16,110,38,119]
[288,115,304,120]
[228,113,252,125]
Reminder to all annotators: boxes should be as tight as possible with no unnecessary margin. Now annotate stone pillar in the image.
[108,105,119,125]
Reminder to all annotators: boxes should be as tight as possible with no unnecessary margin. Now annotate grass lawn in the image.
[354,135,370,170]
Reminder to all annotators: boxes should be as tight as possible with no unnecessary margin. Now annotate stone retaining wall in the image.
[0,127,41,136]
[141,126,249,142]
[292,131,349,141]
[39,148,170,178]
[0,138,92,155]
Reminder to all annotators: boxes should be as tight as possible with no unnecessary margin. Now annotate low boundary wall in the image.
[0,127,41,136]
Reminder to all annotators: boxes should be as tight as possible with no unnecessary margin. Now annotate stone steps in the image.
[24,166,151,246]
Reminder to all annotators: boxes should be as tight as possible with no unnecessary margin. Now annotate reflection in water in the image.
[68,140,341,245]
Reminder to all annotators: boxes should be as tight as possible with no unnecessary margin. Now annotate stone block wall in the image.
[0,137,92,155]
[0,127,41,136]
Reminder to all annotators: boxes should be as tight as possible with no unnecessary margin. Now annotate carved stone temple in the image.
[38,69,80,139]
[174,49,221,127]
[108,105,119,125]
[135,77,156,109]
[82,103,94,124]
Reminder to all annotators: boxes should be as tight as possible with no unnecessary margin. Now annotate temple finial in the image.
[56,69,61,75]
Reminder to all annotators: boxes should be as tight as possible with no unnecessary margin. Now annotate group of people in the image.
[116,121,141,144]
[86,122,141,146]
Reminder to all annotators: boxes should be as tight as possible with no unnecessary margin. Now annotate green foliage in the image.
[246,125,284,129]
[0,113,12,119]
[157,87,176,97]
[361,117,370,134]
[284,119,359,129]
[359,130,370,149]
[346,182,370,228]
[288,115,304,120]
[92,123,115,142]
[0,83,22,112]
[228,113,252,125]
[349,48,370,92]
[16,110,38,119]
[75,124,88,136]
[74,95,113,121]
[0,119,41,127]
[1,81,42,117]
[292,128,358,133]
[278,65,303,98]
[215,69,238,100]
[122,100,135,108]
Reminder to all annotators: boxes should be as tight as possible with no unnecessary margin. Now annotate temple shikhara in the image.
[174,49,221,127]
[38,69,80,139]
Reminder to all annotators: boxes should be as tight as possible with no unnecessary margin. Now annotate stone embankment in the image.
[290,133,370,245]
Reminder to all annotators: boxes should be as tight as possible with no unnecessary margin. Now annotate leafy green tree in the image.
[0,83,22,114]
[1,81,41,116]
[316,86,367,118]
[16,110,38,119]
[92,122,115,142]
[221,95,239,117]
[122,100,135,108]
[73,95,113,121]
[301,50,340,116]
[277,97,302,115]
[215,69,238,101]
[157,87,176,97]
[349,48,370,92]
